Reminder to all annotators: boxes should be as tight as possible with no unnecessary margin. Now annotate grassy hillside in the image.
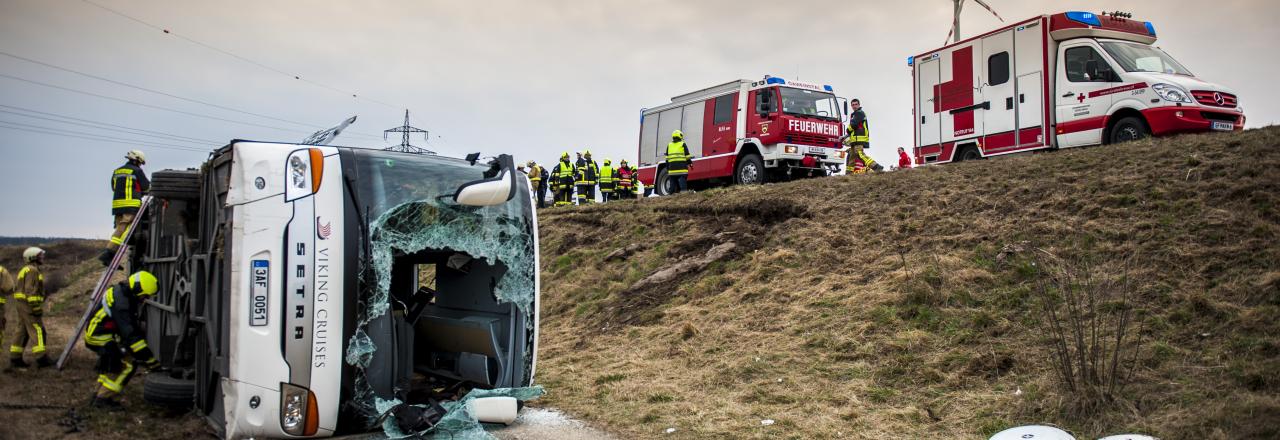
[534,127,1280,439]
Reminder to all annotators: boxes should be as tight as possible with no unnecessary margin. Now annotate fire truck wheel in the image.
[654,168,671,196]
[143,370,196,409]
[735,154,764,185]
[1109,116,1149,144]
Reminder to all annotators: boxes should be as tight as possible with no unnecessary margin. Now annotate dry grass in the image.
[535,127,1280,439]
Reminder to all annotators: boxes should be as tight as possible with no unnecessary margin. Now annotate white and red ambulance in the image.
[911,11,1245,164]
[636,77,849,195]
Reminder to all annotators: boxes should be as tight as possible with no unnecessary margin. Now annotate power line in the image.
[78,0,402,110]
[0,121,211,153]
[0,50,388,142]
[0,118,214,151]
[0,105,220,144]
[0,71,321,135]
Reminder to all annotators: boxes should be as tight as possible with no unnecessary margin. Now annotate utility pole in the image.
[383,109,433,154]
[946,0,1004,44]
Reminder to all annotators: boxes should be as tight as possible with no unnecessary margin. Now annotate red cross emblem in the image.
[1077,94,1087,103]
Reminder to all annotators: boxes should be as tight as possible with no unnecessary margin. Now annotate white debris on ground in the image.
[489,407,616,440]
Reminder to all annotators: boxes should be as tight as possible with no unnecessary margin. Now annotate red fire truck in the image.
[636,77,849,195]
[911,11,1245,165]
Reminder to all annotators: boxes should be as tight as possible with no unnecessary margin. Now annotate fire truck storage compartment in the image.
[640,96,710,167]
[380,248,519,393]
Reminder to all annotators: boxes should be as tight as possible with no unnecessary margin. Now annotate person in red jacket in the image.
[897,147,913,169]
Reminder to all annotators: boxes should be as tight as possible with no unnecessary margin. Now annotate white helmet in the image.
[126,149,146,164]
[23,247,44,262]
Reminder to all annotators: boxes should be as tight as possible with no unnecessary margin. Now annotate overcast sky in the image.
[2,0,1277,238]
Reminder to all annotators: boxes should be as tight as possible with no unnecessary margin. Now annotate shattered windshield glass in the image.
[340,149,537,429]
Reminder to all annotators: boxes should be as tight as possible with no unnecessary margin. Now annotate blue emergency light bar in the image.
[907,56,915,67]
[1065,11,1101,26]
[765,77,786,85]
[823,85,833,92]
[1145,21,1156,36]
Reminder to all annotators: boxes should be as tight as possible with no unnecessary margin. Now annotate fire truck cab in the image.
[911,11,1245,165]
[636,77,849,195]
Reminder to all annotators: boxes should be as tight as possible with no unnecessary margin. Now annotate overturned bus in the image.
[132,141,539,438]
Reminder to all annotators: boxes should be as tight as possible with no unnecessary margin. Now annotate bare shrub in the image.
[1031,250,1146,416]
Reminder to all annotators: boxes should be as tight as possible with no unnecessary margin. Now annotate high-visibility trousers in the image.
[108,212,136,251]
[6,299,46,359]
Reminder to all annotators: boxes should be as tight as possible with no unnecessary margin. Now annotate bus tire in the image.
[150,170,201,201]
[735,154,765,185]
[143,371,196,409]
[1108,116,1149,144]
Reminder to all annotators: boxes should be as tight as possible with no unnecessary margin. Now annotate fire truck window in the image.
[988,52,1010,86]
[713,94,735,125]
[1065,46,1111,83]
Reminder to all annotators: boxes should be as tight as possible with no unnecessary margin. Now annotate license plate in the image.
[807,146,825,154]
[250,259,270,327]
[1211,121,1233,131]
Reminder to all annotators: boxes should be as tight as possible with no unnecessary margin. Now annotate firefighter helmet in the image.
[129,271,159,297]
[672,130,683,140]
[604,159,611,166]
[125,150,146,164]
[561,152,570,160]
[22,247,44,262]
[584,150,592,158]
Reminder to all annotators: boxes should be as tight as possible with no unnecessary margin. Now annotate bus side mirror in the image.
[756,92,772,117]
[454,154,517,206]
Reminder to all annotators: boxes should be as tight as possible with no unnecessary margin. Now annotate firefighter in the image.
[576,150,599,204]
[598,159,617,202]
[0,264,13,350]
[85,271,160,408]
[526,160,547,209]
[617,159,635,200]
[98,150,150,266]
[665,130,691,194]
[844,99,882,173]
[551,152,577,207]
[8,247,51,369]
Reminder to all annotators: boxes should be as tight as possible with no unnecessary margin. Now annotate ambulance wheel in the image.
[151,170,201,201]
[954,146,982,162]
[735,154,764,185]
[654,168,672,196]
[143,370,196,409]
[1109,116,1149,144]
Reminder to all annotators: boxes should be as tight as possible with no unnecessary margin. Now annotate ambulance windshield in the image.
[780,88,840,121]
[1100,41,1192,76]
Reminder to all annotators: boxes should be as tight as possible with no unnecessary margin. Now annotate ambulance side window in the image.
[1065,46,1112,83]
[988,52,1010,86]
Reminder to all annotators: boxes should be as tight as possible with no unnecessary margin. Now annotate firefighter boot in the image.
[91,386,124,410]
[36,355,54,368]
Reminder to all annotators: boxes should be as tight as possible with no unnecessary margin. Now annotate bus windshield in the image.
[1100,41,1193,76]
[779,88,840,121]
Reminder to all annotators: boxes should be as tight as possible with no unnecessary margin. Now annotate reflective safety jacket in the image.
[528,165,543,182]
[111,162,150,215]
[576,158,599,184]
[665,142,691,175]
[598,164,616,191]
[552,160,577,190]
[15,264,44,315]
[617,166,635,189]
[846,109,870,144]
[0,265,13,307]
[84,277,153,360]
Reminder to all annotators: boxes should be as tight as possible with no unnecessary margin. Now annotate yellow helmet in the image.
[604,159,611,166]
[584,150,592,157]
[561,152,570,160]
[672,130,683,140]
[129,271,159,297]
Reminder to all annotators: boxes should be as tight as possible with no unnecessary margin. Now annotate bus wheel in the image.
[736,154,764,185]
[1109,117,1149,144]
[654,168,671,196]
